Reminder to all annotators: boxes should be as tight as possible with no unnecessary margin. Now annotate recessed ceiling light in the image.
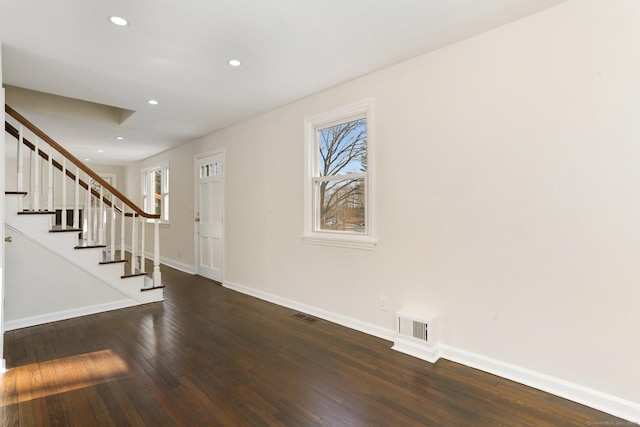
[84,158,91,162]
[148,99,159,105]
[97,149,104,153]
[228,59,241,67]
[116,136,124,140]
[109,16,129,26]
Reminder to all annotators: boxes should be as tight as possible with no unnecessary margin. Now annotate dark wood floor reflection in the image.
[1,265,627,426]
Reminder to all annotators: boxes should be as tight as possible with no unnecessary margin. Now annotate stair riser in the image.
[5,196,162,304]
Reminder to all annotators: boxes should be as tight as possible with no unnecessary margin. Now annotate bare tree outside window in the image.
[304,99,374,248]
[317,118,367,233]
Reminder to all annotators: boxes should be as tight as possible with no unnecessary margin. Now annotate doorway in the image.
[194,150,224,282]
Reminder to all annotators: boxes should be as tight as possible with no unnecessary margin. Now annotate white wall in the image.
[3,226,133,329]
[130,0,640,414]
[125,142,195,272]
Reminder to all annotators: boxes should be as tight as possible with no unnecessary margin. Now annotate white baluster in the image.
[34,137,40,211]
[131,214,138,274]
[62,159,67,228]
[120,202,126,262]
[47,146,53,213]
[153,219,162,288]
[140,217,146,273]
[85,178,92,243]
[110,196,116,261]
[92,194,98,243]
[17,124,24,211]
[74,167,80,229]
[98,185,105,245]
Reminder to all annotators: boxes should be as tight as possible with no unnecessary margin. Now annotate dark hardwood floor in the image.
[1,265,627,426]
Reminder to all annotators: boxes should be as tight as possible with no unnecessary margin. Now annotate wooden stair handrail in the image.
[5,104,159,219]
[5,120,125,212]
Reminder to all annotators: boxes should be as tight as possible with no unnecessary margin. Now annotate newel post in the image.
[153,219,161,287]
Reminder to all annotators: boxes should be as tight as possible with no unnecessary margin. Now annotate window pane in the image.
[142,172,148,196]
[153,169,162,215]
[316,177,365,233]
[318,118,367,177]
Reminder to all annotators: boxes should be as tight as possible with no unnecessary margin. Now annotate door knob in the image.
[5,236,12,243]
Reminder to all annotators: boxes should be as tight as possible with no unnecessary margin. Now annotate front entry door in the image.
[195,151,224,282]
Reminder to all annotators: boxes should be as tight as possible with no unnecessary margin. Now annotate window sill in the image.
[301,234,377,250]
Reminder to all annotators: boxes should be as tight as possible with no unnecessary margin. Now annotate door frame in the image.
[193,149,225,282]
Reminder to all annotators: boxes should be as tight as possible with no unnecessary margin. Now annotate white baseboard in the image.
[223,280,395,341]
[0,359,6,373]
[223,279,639,423]
[159,256,196,275]
[125,245,196,275]
[3,299,139,331]
[439,345,640,424]
[392,337,441,363]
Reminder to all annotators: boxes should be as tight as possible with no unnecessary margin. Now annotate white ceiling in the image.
[1,0,566,165]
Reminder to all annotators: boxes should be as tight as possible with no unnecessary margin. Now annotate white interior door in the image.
[195,151,224,282]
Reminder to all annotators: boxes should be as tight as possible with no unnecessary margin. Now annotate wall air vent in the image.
[392,309,440,363]
[398,316,430,343]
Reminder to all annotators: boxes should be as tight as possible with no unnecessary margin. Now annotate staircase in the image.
[3,104,164,329]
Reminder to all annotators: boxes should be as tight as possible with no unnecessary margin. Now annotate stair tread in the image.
[99,250,127,264]
[99,259,127,265]
[122,269,147,279]
[141,285,166,291]
[74,243,107,249]
[18,210,56,215]
[50,226,82,233]
[141,276,165,291]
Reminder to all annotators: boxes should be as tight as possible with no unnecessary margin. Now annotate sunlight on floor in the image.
[0,349,129,406]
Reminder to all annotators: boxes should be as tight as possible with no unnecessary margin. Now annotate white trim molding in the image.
[127,245,197,275]
[301,234,377,250]
[223,280,394,341]
[4,300,139,331]
[222,279,639,423]
[439,345,640,424]
[303,98,377,250]
[160,256,196,275]
[392,336,441,363]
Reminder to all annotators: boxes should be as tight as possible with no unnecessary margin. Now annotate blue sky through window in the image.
[318,118,367,176]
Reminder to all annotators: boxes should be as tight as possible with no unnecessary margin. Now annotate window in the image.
[303,99,375,249]
[142,163,169,222]
[90,173,117,205]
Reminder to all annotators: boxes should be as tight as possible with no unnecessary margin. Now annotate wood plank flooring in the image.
[1,266,629,426]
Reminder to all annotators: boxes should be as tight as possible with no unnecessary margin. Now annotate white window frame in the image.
[142,162,169,223]
[303,98,376,249]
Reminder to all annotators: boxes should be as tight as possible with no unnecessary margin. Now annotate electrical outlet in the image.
[379,295,388,311]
